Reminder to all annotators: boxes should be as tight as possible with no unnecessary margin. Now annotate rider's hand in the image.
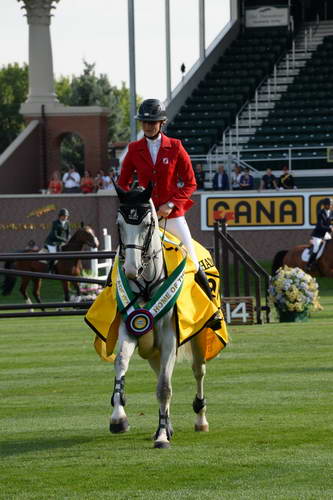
[157,204,172,218]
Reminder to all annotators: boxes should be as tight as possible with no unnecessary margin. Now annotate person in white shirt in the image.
[62,166,81,193]
[231,165,242,191]
[103,168,118,190]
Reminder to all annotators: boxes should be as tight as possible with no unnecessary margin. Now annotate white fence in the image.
[91,228,112,280]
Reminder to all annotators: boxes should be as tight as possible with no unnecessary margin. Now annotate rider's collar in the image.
[145,133,161,142]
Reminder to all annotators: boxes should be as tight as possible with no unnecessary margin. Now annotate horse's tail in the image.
[1,261,17,296]
[271,250,288,275]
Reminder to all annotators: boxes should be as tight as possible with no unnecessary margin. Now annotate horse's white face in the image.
[117,204,155,280]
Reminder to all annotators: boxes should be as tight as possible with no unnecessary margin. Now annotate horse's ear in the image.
[113,180,128,202]
[80,221,84,228]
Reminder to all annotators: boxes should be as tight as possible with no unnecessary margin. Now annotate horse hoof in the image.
[154,440,170,449]
[195,423,209,432]
[109,419,129,434]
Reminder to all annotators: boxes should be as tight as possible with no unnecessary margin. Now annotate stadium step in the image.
[213,21,333,161]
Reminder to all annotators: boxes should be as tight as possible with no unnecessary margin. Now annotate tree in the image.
[0,61,136,158]
[0,63,28,153]
[56,61,135,142]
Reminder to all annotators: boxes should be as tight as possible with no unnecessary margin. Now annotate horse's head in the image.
[66,225,99,250]
[115,182,158,279]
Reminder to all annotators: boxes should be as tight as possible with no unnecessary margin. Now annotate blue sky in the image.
[1,0,230,100]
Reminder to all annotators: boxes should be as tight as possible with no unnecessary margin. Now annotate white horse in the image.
[111,183,210,449]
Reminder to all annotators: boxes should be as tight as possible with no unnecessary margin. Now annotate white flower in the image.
[269,266,320,313]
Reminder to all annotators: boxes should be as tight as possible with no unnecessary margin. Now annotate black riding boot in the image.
[195,267,213,300]
[48,260,55,273]
[195,268,222,331]
[306,249,316,272]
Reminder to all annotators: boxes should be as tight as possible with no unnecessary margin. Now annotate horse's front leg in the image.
[191,335,209,432]
[110,323,137,434]
[154,316,177,449]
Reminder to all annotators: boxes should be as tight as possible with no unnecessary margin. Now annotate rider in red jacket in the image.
[118,99,219,321]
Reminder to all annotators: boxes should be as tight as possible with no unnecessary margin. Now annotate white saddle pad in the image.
[301,242,326,262]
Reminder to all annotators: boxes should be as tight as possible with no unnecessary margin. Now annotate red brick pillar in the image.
[25,108,109,189]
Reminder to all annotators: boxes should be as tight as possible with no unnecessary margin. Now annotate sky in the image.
[1,0,230,100]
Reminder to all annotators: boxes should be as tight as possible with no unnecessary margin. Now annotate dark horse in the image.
[2,226,99,303]
[272,239,333,278]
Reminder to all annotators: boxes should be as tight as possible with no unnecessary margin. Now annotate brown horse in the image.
[272,239,333,278]
[2,226,99,303]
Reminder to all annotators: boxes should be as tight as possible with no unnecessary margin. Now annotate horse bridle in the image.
[117,204,157,260]
[117,204,165,297]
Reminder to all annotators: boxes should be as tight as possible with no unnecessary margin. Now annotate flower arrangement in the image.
[269,266,320,315]
[69,270,102,302]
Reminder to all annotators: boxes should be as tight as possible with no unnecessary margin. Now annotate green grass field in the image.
[1,272,333,499]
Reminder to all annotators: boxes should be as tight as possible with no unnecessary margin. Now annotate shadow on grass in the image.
[0,428,159,457]
[0,435,97,457]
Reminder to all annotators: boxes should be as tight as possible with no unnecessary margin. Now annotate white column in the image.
[230,0,238,20]
[19,0,59,105]
[165,0,171,102]
[128,0,137,141]
[199,0,205,60]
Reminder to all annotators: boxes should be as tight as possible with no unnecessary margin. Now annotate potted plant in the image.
[269,266,320,322]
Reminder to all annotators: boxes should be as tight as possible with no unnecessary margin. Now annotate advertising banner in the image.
[201,191,333,231]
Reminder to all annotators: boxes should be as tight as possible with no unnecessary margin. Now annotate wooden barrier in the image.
[214,220,270,324]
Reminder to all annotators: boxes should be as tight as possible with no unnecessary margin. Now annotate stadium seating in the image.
[166,27,291,154]
[247,35,333,157]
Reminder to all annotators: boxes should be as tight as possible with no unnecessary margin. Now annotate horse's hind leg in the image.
[110,325,137,434]
[191,335,209,432]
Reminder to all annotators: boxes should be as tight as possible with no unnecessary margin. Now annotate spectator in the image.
[47,170,63,194]
[259,168,278,190]
[278,165,296,189]
[239,167,255,190]
[194,163,205,190]
[62,166,81,193]
[103,168,118,190]
[24,239,39,252]
[212,164,229,190]
[231,165,242,190]
[80,170,95,194]
[94,169,108,191]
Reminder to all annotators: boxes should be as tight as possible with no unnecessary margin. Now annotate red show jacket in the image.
[118,134,197,218]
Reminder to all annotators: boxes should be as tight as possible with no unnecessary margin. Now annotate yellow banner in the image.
[207,196,304,227]
[309,195,333,225]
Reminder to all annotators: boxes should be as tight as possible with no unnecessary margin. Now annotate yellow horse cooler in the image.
[85,230,229,362]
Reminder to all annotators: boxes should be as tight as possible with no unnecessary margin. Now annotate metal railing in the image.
[0,250,116,318]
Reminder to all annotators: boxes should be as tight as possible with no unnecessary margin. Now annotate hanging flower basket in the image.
[268,266,321,323]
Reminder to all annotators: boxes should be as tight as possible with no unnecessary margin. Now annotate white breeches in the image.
[46,244,57,253]
[161,216,199,271]
[311,233,331,253]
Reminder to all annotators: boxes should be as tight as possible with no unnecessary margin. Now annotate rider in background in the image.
[307,197,333,271]
[44,208,70,271]
[117,98,217,308]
